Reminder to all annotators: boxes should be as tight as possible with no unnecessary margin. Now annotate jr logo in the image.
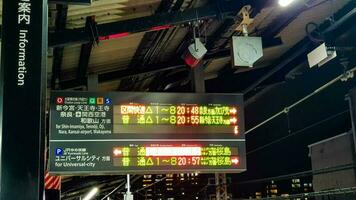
[55,148,63,156]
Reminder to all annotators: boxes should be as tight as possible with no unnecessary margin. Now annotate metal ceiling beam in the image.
[128,0,177,68]
[77,16,95,80]
[125,0,188,92]
[204,37,283,60]
[203,0,273,52]
[48,1,245,47]
[119,0,177,91]
[0,1,263,48]
[60,63,186,89]
[50,4,68,89]
[262,3,306,39]
[60,37,285,90]
[243,2,356,95]
[77,42,93,78]
[242,39,311,94]
[53,0,281,89]
[58,35,281,90]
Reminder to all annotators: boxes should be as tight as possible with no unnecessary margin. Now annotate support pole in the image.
[215,173,228,200]
[191,65,205,93]
[0,0,47,199]
[87,74,99,91]
[347,89,356,154]
[127,174,130,193]
[190,65,228,200]
[124,174,133,200]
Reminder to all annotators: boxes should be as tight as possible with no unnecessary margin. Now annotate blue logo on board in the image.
[55,148,63,156]
[105,97,112,105]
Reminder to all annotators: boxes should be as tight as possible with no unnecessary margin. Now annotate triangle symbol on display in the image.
[146,158,154,166]
[146,116,153,124]
[146,106,153,114]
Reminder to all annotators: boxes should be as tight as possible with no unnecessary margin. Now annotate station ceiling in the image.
[42,0,351,92]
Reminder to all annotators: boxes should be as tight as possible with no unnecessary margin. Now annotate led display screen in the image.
[49,91,246,174]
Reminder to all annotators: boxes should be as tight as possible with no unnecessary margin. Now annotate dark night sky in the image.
[230,56,356,196]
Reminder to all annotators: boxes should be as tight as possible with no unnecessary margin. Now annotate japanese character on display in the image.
[56,105,63,111]
[18,2,31,25]
[77,105,84,111]
[94,112,100,117]
[69,105,75,111]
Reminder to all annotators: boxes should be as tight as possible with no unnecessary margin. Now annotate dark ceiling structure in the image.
[1,0,354,199]
[39,0,354,93]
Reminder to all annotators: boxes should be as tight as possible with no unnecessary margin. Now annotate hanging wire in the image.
[305,22,324,43]
[134,177,167,193]
[192,9,201,51]
[245,66,356,135]
[247,109,349,155]
[100,180,126,200]
[203,21,207,44]
[236,163,356,185]
[329,0,336,23]
[303,0,338,43]
[195,9,200,38]
[285,110,292,134]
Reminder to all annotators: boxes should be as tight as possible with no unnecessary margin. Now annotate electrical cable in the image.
[236,163,356,185]
[100,180,126,200]
[305,22,324,43]
[245,66,356,135]
[286,111,291,134]
[305,0,332,10]
[100,175,141,200]
[247,109,349,155]
[304,0,337,43]
[134,177,167,193]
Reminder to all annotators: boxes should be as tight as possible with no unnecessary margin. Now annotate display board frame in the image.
[49,91,246,175]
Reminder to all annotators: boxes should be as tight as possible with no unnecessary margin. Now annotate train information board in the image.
[49,91,246,175]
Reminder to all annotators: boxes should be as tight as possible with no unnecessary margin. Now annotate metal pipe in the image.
[244,6,356,95]
[324,8,356,33]
[245,66,356,134]
[242,42,310,94]
[347,95,356,153]
[127,174,130,193]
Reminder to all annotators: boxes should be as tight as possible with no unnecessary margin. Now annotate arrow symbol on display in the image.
[230,117,237,124]
[231,157,239,165]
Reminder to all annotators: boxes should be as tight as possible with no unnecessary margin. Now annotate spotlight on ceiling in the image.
[307,43,337,68]
[279,0,296,7]
[83,187,99,200]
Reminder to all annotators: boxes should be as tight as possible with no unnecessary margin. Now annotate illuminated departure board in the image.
[49,91,246,174]
[112,144,240,168]
[114,104,240,134]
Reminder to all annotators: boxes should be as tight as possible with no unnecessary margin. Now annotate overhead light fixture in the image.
[181,37,207,68]
[279,0,296,7]
[307,43,337,68]
[182,22,207,68]
[83,187,99,200]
